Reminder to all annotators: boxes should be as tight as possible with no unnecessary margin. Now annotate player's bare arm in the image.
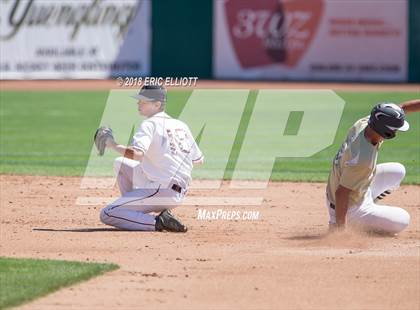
[106,139,144,161]
[400,99,420,114]
[334,185,351,228]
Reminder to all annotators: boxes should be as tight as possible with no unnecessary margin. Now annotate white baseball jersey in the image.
[131,111,203,189]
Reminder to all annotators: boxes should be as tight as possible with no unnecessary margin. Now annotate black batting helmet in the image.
[368,103,409,139]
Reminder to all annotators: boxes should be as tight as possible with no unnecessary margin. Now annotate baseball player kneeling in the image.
[94,85,203,232]
[327,99,420,234]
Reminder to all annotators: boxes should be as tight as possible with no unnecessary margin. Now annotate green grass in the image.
[0,91,108,175]
[0,90,419,183]
[0,257,118,309]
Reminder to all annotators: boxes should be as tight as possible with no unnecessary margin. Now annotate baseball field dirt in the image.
[1,80,419,309]
[1,175,419,310]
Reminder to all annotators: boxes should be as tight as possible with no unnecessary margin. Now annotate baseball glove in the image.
[94,126,114,156]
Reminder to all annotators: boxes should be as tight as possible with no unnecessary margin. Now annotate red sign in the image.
[224,0,324,68]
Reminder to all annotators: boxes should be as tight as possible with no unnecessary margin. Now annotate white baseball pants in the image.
[327,163,410,234]
[100,157,185,231]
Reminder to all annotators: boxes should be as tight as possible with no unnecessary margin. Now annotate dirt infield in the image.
[1,175,419,310]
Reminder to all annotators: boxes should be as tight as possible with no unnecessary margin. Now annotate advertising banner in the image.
[0,0,150,79]
[214,0,408,81]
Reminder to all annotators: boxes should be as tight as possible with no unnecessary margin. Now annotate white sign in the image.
[214,0,407,81]
[0,0,150,79]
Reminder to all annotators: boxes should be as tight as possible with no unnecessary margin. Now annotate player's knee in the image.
[393,162,406,181]
[113,157,124,174]
[100,206,112,225]
[389,209,410,234]
[384,162,405,184]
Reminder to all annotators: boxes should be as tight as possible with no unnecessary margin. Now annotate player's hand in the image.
[94,126,115,156]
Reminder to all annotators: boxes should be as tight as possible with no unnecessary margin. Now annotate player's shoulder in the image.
[140,117,155,127]
[149,112,191,131]
[167,115,190,129]
[143,112,172,127]
[173,118,189,128]
[148,111,172,121]
[136,118,155,136]
[346,116,369,142]
[352,116,369,131]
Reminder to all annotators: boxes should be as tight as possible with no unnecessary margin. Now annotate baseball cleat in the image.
[155,210,187,233]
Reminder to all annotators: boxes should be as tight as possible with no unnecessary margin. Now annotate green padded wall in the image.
[409,0,420,82]
[151,0,213,78]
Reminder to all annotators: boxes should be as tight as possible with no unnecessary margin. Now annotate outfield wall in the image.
[0,0,419,82]
[408,0,420,82]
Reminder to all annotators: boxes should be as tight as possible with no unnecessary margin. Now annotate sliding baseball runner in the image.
[94,85,204,232]
[327,99,420,234]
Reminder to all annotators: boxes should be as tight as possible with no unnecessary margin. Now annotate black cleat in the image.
[155,210,187,233]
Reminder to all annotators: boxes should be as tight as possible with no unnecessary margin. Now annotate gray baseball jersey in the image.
[327,116,381,207]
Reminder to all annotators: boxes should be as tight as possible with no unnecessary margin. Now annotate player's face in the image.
[137,100,160,117]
